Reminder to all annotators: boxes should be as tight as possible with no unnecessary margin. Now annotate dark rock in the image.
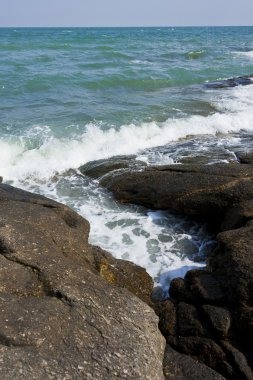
[184,270,225,304]
[99,159,253,378]
[79,155,146,179]
[169,336,228,374]
[221,200,253,231]
[221,341,253,380]
[152,285,165,302]
[168,336,238,378]
[237,306,253,343]
[0,183,165,380]
[235,151,253,165]
[177,302,206,337]
[163,345,226,380]
[210,221,253,306]
[169,277,193,302]
[154,300,177,337]
[202,305,231,339]
[101,163,253,225]
[205,75,253,89]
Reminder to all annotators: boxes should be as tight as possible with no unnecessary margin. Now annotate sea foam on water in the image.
[1,84,253,184]
[1,26,253,289]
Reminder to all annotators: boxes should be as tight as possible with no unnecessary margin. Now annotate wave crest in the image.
[1,85,253,183]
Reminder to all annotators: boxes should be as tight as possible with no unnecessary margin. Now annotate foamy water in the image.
[1,27,253,292]
[0,84,252,291]
[1,84,253,183]
[236,50,253,59]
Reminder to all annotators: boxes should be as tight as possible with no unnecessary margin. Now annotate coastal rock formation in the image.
[163,345,226,380]
[205,75,253,89]
[100,163,253,227]
[0,183,165,380]
[79,155,146,179]
[235,151,253,165]
[100,162,253,379]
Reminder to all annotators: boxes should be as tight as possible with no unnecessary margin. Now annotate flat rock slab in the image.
[0,183,165,380]
[101,163,253,224]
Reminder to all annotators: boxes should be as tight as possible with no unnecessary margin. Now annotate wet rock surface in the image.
[0,183,165,380]
[100,161,253,379]
[79,155,146,179]
[101,163,253,227]
[205,75,253,89]
[235,151,253,165]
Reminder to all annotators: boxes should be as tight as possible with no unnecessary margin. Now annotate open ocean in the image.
[1,27,253,290]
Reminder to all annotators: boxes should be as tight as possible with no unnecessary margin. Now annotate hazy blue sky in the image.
[1,0,253,27]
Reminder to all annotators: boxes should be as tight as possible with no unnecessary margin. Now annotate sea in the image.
[1,27,253,292]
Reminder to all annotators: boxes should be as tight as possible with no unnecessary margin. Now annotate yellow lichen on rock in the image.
[99,260,117,284]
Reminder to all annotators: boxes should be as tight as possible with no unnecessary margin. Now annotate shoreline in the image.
[1,152,253,378]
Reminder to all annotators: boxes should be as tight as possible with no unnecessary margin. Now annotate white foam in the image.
[5,85,249,288]
[131,59,153,65]
[214,84,253,112]
[0,140,24,167]
[77,190,207,290]
[1,85,253,185]
[235,50,253,59]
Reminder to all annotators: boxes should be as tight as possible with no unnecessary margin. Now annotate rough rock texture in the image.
[0,183,165,380]
[92,246,154,305]
[211,221,253,306]
[163,346,226,380]
[100,162,253,379]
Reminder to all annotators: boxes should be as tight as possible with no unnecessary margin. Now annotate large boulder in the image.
[0,183,165,380]
[101,163,253,226]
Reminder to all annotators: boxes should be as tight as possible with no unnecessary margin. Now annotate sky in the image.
[0,0,253,27]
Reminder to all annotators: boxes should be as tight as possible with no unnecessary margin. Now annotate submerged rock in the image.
[205,75,253,88]
[0,183,165,380]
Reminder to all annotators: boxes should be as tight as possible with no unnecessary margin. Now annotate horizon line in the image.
[0,25,253,28]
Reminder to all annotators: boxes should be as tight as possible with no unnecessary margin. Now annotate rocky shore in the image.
[0,182,165,379]
[1,151,253,379]
[98,153,253,379]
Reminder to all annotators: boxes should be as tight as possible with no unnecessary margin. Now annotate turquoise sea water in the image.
[1,27,253,291]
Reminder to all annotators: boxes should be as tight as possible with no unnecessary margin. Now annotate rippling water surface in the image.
[1,27,253,290]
